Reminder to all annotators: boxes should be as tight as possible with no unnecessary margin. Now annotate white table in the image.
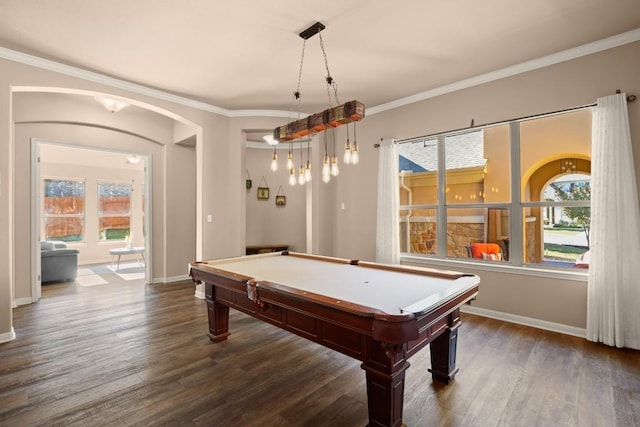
[109,247,145,271]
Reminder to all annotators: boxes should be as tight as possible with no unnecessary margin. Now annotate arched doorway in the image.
[11,88,200,305]
[527,158,591,265]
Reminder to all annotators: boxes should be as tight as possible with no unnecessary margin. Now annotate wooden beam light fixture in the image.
[273,100,365,142]
[273,21,365,185]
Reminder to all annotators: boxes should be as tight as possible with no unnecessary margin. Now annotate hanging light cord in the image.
[332,128,337,157]
[285,40,308,175]
[319,32,340,108]
[291,39,307,118]
[324,130,328,156]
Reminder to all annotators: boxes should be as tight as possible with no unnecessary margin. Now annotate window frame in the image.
[398,108,592,273]
[97,180,133,241]
[42,177,86,243]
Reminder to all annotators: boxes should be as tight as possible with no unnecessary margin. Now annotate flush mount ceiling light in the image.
[263,134,279,172]
[263,134,278,145]
[272,21,365,185]
[94,96,130,113]
[127,155,141,165]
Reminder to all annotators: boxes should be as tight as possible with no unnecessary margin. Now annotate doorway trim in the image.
[31,138,153,302]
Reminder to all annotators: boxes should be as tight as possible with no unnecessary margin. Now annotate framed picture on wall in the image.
[257,187,269,200]
[246,169,252,190]
[275,195,286,206]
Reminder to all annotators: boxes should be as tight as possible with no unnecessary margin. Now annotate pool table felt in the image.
[197,252,478,316]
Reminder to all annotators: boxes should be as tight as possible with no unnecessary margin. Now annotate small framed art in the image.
[257,187,269,200]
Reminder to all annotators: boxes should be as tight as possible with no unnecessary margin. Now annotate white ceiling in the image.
[1,1,639,114]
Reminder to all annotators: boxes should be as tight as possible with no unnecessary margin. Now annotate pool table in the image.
[189,251,480,427]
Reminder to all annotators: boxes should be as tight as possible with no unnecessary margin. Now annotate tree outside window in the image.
[542,174,591,262]
[550,178,590,245]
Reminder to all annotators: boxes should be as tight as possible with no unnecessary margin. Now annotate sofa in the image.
[41,241,79,283]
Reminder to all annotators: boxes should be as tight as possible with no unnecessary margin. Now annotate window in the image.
[98,181,132,240]
[43,178,85,242]
[399,108,591,269]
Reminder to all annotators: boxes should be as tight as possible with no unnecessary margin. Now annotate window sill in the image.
[400,255,588,282]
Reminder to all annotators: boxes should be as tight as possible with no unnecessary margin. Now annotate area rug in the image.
[75,262,145,287]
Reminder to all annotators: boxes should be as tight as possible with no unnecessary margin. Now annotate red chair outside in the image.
[467,243,503,261]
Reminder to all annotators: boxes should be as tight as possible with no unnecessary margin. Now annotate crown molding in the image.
[245,140,297,150]
[0,46,232,116]
[367,28,640,115]
[2,28,639,118]
[228,109,301,119]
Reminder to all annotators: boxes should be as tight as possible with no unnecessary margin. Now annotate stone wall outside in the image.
[401,217,537,261]
[402,219,484,258]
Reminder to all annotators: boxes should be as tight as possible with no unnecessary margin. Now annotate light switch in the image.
[207,214,213,222]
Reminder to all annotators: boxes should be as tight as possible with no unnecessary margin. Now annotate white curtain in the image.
[587,93,640,349]
[376,139,400,264]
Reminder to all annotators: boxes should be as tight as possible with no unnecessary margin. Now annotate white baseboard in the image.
[151,274,190,284]
[0,328,16,343]
[461,305,586,339]
[13,297,33,307]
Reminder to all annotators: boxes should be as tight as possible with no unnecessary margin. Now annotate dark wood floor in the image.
[1,280,638,427]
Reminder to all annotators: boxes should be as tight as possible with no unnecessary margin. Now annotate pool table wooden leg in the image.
[361,339,410,427]
[205,283,230,343]
[428,310,461,384]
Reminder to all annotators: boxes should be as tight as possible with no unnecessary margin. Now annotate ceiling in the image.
[1,1,639,114]
[40,143,145,171]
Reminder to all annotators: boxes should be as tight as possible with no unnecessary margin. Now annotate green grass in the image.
[543,243,584,261]
[48,235,82,242]
[104,228,130,240]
